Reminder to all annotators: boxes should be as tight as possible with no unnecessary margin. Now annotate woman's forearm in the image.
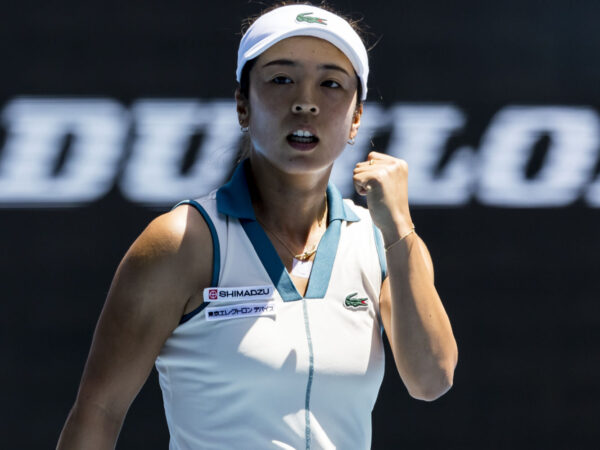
[384,233,458,401]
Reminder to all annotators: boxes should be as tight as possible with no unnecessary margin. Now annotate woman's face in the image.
[239,36,361,174]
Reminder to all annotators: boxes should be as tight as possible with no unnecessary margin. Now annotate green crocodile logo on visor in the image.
[296,12,328,25]
[344,292,369,310]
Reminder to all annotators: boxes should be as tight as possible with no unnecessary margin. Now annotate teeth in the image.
[292,130,314,137]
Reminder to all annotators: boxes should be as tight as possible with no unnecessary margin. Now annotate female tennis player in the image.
[58,3,457,449]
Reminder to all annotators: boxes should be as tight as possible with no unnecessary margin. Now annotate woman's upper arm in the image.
[73,204,212,422]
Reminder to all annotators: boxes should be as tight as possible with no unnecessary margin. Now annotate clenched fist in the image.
[353,151,415,243]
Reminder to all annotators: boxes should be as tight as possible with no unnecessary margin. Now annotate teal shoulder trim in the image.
[180,302,209,323]
[373,224,388,281]
[171,200,220,324]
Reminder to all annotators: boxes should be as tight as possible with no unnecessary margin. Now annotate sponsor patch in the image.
[205,301,276,321]
[202,285,275,302]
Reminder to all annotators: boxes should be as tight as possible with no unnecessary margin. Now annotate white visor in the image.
[236,4,369,101]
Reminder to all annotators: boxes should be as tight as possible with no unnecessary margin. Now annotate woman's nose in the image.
[291,102,319,115]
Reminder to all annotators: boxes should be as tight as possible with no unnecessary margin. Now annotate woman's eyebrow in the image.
[262,59,351,76]
[318,64,350,76]
[262,59,296,68]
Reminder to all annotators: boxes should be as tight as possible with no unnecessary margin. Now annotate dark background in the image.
[1,1,599,448]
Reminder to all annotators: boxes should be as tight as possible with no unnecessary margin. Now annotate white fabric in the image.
[155,190,385,449]
[236,4,369,100]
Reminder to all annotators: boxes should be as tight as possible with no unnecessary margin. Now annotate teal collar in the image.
[216,159,360,223]
[216,159,359,301]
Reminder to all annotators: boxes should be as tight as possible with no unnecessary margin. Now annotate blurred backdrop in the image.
[1,0,599,448]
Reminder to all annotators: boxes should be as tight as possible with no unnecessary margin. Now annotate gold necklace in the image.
[260,222,318,261]
[257,195,327,262]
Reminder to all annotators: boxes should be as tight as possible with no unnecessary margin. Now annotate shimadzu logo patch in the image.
[203,285,274,303]
[344,292,369,310]
[205,302,276,321]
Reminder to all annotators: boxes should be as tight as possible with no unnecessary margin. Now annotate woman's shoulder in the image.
[147,202,213,251]
[140,190,218,256]
[123,200,214,293]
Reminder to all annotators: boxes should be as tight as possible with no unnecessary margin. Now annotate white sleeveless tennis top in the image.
[155,161,387,450]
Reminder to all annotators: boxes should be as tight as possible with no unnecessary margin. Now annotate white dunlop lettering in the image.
[120,100,239,205]
[585,177,600,207]
[478,106,600,207]
[584,124,600,205]
[385,104,474,206]
[1,98,600,209]
[0,98,127,206]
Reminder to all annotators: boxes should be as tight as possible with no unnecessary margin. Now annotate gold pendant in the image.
[294,248,316,261]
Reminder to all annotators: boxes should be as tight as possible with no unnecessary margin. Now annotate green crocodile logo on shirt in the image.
[344,292,369,309]
[296,12,328,25]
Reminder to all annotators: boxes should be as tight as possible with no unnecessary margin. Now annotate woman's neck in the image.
[248,153,330,245]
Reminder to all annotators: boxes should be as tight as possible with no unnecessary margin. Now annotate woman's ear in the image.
[349,103,363,140]
[235,88,250,128]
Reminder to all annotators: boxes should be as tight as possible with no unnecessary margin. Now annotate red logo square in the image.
[208,289,218,300]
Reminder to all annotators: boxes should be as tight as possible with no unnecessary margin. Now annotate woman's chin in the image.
[256,154,332,176]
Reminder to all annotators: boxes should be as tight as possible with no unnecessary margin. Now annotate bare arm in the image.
[379,234,457,401]
[57,205,212,449]
[354,152,458,401]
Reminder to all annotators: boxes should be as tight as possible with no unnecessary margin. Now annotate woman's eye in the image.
[322,80,341,88]
[272,76,292,84]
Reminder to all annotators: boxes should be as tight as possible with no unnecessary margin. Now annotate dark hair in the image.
[239,58,258,101]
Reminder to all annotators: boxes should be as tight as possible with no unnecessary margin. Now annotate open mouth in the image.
[287,129,319,145]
